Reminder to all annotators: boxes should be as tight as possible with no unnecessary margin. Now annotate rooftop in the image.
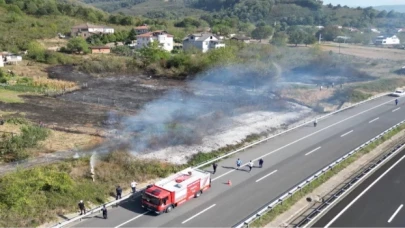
[72,23,112,29]
[135,25,150,30]
[90,46,110,49]
[155,168,209,192]
[136,31,173,38]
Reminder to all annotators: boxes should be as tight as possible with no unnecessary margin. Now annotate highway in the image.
[69,95,405,228]
[313,143,405,227]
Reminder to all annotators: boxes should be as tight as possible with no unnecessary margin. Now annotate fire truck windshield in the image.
[142,193,161,205]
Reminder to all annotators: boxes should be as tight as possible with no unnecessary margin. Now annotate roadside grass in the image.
[249,123,405,227]
[0,88,24,103]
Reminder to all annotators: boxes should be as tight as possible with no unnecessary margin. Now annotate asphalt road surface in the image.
[70,95,405,228]
[313,142,405,227]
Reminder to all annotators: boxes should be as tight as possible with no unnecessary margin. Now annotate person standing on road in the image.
[314,119,317,127]
[259,158,264,168]
[131,181,137,193]
[396,98,399,106]
[236,158,242,170]
[116,185,122,200]
[101,204,108,219]
[78,200,86,215]
[248,160,254,172]
[212,162,218,174]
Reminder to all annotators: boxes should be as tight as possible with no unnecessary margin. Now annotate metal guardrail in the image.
[294,139,405,228]
[233,119,405,228]
[51,93,391,228]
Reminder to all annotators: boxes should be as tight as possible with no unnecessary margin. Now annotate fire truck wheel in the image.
[166,205,173,213]
[195,190,202,198]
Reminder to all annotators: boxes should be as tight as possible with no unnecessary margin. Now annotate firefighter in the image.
[248,160,254,172]
[236,158,242,170]
[78,200,86,215]
[314,119,317,127]
[131,180,137,193]
[212,162,218,174]
[259,158,264,168]
[101,205,107,219]
[396,98,399,106]
[116,186,122,200]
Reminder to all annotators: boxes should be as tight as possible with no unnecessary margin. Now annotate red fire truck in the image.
[141,167,211,214]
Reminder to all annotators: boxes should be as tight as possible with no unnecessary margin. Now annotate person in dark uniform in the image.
[101,205,107,219]
[116,186,122,200]
[78,200,86,215]
[212,162,218,174]
[259,158,264,168]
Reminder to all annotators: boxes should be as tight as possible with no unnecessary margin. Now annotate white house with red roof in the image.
[136,30,174,52]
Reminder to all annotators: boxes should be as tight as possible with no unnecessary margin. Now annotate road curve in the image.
[69,95,405,228]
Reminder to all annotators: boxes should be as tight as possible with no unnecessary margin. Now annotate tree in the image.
[303,33,317,46]
[377,10,387,18]
[271,32,288,46]
[139,41,170,66]
[66,37,90,54]
[251,25,273,41]
[27,41,45,62]
[128,28,137,41]
[289,30,305,46]
[25,2,38,14]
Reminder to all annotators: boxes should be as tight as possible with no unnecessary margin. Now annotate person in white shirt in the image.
[131,181,137,193]
[248,160,254,172]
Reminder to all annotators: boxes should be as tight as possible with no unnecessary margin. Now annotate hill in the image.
[374,5,405,13]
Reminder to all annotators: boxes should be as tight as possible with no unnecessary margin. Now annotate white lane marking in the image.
[388,204,403,223]
[212,98,395,182]
[114,211,148,228]
[340,130,353,137]
[256,170,278,183]
[305,147,322,156]
[369,117,379,123]
[325,153,405,228]
[181,204,216,224]
[393,107,401,112]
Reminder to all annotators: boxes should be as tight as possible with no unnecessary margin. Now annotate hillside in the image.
[76,0,405,29]
[374,5,405,13]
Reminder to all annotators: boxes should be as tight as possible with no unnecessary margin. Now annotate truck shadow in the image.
[117,195,156,217]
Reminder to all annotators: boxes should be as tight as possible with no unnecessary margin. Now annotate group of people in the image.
[211,158,264,174]
[78,180,138,220]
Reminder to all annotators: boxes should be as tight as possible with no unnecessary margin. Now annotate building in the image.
[374,35,400,45]
[0,55,3,68]
[71,23,114,38]
[334,36,351,42]
[182,33,226,53]
[136,30,174,52]
[90,46,111,54]
[135,25,150,35]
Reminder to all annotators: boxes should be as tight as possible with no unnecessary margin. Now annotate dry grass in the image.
[0,122,21,135]
[37,37,68,51]
[0,88,24,103]
[321,43,405,61]
[32,77,78,91]
[4,61,49,78]
[37,131,104,154]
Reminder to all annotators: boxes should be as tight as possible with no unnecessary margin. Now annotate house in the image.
[231,36,252,43]
[136,30,174,52]
[370,28,381,34]
[375,35,400,45]
[135,24,150,35]
[71,23,114,38]
[90,46,111,54]
[0,55,3,68]
[397,28,405,33]
[2,53,22,65]
[182,33,226,53]
[334,36,351,42]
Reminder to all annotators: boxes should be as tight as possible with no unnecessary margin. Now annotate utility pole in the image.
[318,33,322,44]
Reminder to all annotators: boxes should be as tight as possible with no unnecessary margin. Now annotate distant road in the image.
[313,144,405,227]
[69,95,405,228]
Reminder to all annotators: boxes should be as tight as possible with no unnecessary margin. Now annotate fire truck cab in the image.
[141,167,211,214]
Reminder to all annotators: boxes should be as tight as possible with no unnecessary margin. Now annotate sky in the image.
[323,0,405,6]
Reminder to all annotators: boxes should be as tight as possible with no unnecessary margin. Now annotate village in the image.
[1,22,404,68]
